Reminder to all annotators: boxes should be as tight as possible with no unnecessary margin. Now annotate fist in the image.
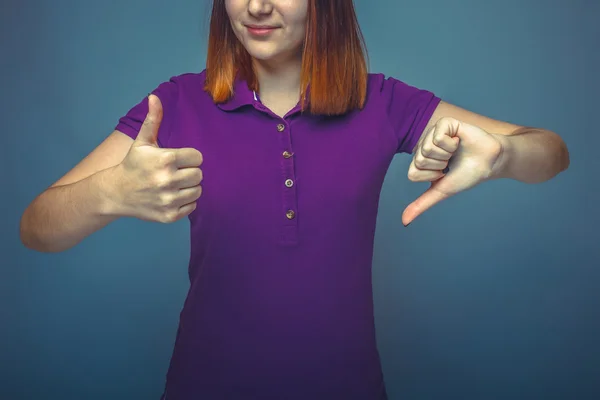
[116,94,204,223]
[402,117,502,226]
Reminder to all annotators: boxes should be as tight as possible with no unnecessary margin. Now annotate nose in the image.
[248,0,273,17]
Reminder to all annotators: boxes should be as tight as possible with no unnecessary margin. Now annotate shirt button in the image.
[277,123,285,132]
[285,179,294,188]
[283,151,292,159]
[286,210,296,220]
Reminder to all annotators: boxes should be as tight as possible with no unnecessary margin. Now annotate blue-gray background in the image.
[3,0,598,399]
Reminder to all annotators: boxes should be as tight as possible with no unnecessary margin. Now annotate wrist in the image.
[97,165,128,217]
[489,133,513,180]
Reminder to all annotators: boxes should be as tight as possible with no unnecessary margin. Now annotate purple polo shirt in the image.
[116,70,440,400]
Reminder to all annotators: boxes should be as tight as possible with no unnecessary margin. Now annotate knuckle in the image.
[183,203,197,218]
[160,210,179,224]
[159,150,177,166]
[155,175,172,190]
[182,207,194,218]
[407,168,419,181]
[421,143,434,156]
[414,153,425,167]
[142,117,154,128]
[438,116,454,125]
[158,192,174,207]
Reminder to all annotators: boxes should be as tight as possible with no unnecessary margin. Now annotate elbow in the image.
[19,209,35,250]
[19,208,62,254]
[19,211,42,252]
[20,232,64,254]
[561,143,570,172]
[549,131,570,175]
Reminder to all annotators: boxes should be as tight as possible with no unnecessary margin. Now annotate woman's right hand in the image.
[112,94,204,223]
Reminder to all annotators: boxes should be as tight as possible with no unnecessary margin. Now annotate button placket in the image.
[277,121,298,245]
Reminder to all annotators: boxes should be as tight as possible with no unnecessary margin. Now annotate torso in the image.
[115,70,441,400]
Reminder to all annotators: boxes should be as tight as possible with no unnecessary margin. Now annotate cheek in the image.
[224,0,232,17]
[224,1,243,27]
[288,14,307,43]
[291,27,306,47]
[282,2,308,33]
[224,7,243,39]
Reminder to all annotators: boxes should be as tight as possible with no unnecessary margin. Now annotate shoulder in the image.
[364,72,439,111]
[150,70,216,113]
[158,70,208,96]
[168,70,207,86]
[366,72,389,88]
[366,72,432,97]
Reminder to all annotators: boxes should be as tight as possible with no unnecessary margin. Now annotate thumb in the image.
[134,94,163,147]
[402,183,449,226]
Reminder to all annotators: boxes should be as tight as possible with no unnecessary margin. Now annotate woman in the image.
[20,0,569,399]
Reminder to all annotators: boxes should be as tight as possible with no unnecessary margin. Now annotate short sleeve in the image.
[114,76,180,148]
[379,75,441,154]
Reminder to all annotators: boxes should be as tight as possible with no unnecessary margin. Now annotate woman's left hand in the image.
[402,117,504,226]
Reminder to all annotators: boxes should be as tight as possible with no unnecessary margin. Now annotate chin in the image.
[248,52,279,61]
[245,47,280,62]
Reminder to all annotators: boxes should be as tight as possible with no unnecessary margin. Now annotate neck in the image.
[252,54,303,99]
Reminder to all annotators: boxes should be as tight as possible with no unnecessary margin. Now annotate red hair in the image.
[204,0,369,116]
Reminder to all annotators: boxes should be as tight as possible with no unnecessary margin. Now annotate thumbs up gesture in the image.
[402,117,503,226]
[115,95,204,223]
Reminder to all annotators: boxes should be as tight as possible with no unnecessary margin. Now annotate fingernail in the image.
[404,223,410,227]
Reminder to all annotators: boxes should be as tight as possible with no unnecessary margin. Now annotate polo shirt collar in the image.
[217,76,257,111]
[216,75,311,113]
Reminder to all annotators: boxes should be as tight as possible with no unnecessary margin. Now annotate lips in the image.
[245,24,278,30]
[245,25,279,36]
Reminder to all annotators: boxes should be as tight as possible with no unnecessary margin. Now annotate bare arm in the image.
[20,131,133,253]
[21,95,204,253]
